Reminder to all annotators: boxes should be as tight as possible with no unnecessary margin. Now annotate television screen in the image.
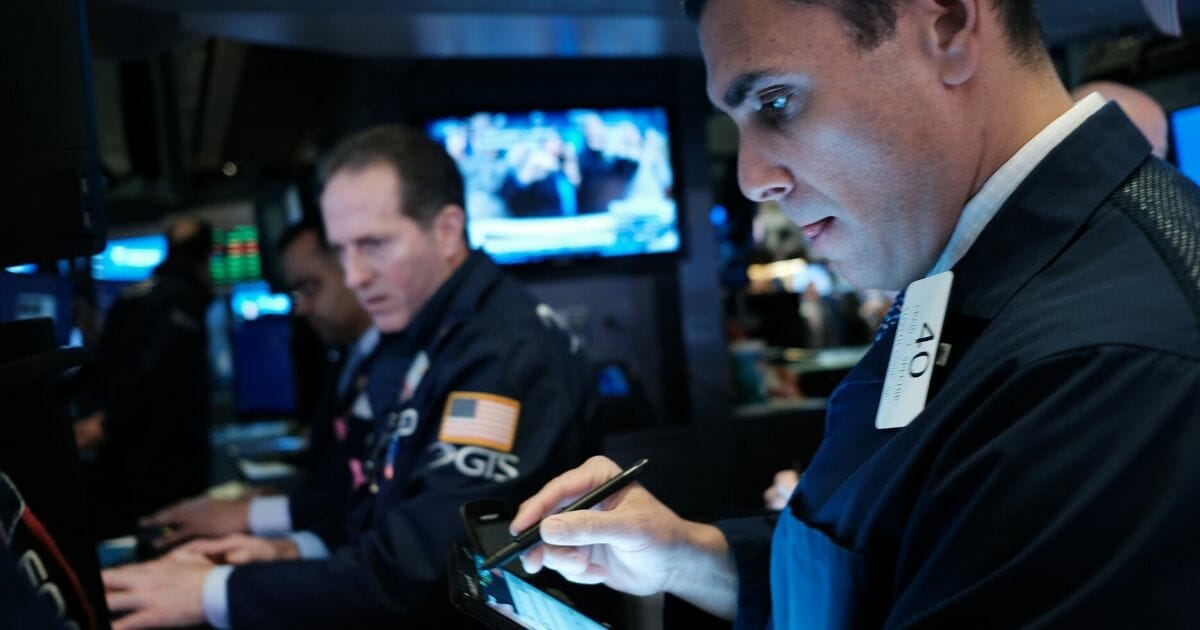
[231,314,296,417]
[1172,103,1200,185]
[427,107,680,265]
[91,235,167,282]
[211,225,263,285]
[0,272,74,346]
[230,280,291,322]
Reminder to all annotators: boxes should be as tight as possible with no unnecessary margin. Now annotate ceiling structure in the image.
[89,0,1200,60]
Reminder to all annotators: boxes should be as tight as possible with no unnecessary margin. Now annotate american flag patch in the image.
[438,392,521,453]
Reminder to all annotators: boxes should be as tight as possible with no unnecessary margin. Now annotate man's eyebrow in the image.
[724,72,767,109]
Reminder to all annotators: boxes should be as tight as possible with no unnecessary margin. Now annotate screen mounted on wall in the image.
[1172,103,1200,186]
[427,107,680,265]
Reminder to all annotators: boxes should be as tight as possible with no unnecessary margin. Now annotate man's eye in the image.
[756,89,799,125]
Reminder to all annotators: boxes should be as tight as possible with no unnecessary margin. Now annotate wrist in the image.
[271,538,300,561]
[664,521,737,620]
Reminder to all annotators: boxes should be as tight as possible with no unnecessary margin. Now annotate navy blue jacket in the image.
[720,104,1200,628]
[226,250,597,628]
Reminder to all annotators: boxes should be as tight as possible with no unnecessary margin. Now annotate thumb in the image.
[228,549,251,565]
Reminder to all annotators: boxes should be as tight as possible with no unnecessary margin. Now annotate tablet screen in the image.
[472,554,607,630]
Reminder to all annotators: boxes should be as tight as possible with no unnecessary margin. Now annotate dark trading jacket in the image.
[227,250,598,628]
[286,349,365,547]
[720,103,1200,628]
[96,263,212,533]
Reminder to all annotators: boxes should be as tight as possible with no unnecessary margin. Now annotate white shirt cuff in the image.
[247,495,292,537]
[202,565,235,630]
[287,531,331,559]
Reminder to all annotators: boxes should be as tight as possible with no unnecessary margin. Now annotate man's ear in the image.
[432,204,467,257]
[916,0,981,87]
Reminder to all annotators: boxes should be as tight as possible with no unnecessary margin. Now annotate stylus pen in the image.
[480,458,649,570]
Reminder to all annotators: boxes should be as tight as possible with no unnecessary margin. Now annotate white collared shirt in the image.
[927,93,1107,276]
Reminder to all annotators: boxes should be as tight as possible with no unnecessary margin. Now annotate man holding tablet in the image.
[513,0,1200,627]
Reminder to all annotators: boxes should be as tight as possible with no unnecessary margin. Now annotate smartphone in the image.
[448,542,610,630]
[459,498,519,561]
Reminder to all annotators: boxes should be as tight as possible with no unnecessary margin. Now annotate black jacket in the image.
[227,251,598,628]
[721,103,1200,628]
[95,262,213,535]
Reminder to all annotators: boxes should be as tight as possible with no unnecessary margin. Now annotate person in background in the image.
[511,0,1200,627]
[89,218,215,539]
[103,125,598,629]
[141,219,377,554]
[1071,80,1170,158]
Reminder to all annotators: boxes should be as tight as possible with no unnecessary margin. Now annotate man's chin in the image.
[371,312,410,334]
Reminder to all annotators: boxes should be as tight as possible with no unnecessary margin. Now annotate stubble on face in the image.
[700,0,969,290]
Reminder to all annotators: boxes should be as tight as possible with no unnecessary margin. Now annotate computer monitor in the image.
[1171,102,1200,185]
[0,272,75,346]
[230,280,291,322]
[426,106,681,266]
[229,282,296,418]
[211,225,263,285]
[91,235,167,282]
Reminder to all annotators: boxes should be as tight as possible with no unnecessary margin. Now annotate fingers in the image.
[101,566,141,592]
[139,501,187,528]
[538,507,651,550]
[539,545,608,585]
[227,549,253,565]
[519,545,546,573]
[151,527,190,551]
[511,456,622,533]
[105,591,143,614]
[171,535,253,563]
[139,510,171,528]
[774,469,799,487]
[111,610,161,630]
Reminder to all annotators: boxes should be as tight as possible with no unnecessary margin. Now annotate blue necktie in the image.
[872,290,906,345]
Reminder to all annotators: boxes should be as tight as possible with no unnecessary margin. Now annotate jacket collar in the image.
[949,102,1151,319]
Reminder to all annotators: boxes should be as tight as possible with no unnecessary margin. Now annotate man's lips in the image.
[802,217,834,241]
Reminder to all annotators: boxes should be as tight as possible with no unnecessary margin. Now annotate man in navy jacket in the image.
[511,0,1200,628]
[104,126,597,628]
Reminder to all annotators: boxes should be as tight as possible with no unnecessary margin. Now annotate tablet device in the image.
[448,543,609,630]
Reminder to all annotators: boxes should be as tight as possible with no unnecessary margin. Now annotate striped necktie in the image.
[872,290,906,345]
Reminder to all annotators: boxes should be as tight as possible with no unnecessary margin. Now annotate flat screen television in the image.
[426,107,680,265]
[230,280,291,321]
[211,225,263,285]
[229,282,295,417]
[91,234,167,282]
[1172,102,1200,185]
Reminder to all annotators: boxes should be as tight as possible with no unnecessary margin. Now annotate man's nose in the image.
[341,249,373,289]
[737,142,794,203]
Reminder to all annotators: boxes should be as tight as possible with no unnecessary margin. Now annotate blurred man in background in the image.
[89,218,215,538]
[1071,80,1169,158]
[142,219,377,553]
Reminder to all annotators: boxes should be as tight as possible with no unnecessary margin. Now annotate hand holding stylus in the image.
[507,455,737,618]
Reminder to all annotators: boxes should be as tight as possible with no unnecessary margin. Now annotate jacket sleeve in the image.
[226,330,592,629]
[884,346,1200,628]
[715,515,778,630]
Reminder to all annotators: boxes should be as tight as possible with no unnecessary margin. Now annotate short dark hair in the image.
[682,0,1045,65]
[276,219,330,256]
[164,217,213,267]
[318,124,466,228]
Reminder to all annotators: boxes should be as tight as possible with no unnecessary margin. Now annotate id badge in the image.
[875,271,953,430]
